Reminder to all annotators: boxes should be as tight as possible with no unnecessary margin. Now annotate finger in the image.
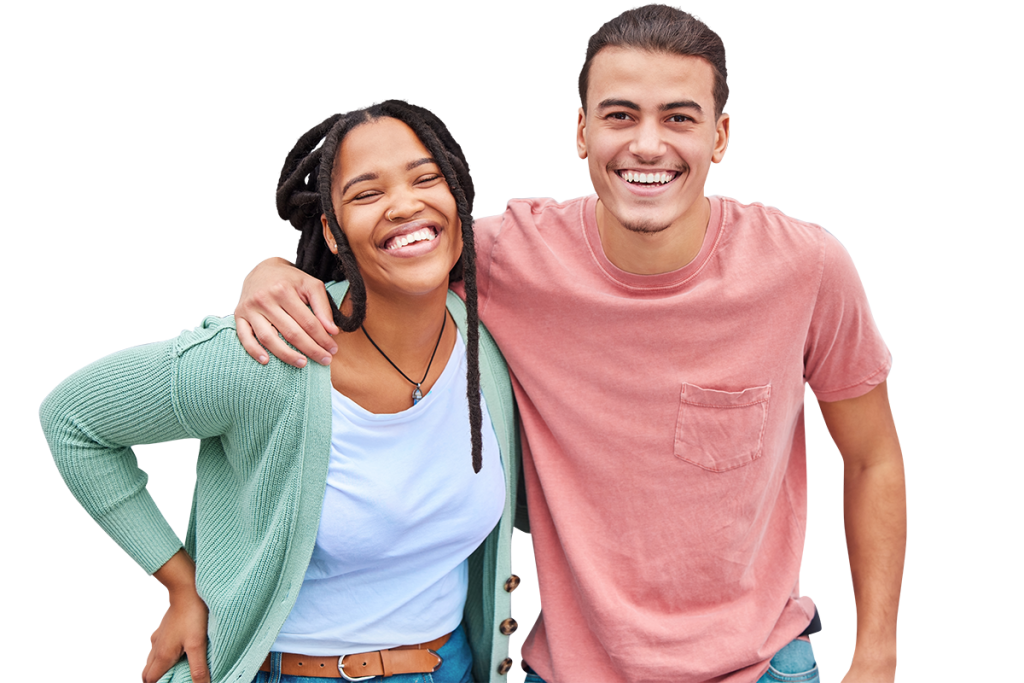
[235,317,270,365]
[278,293,337,364]
[185,639,211,683]
[142,648,177,683]
[256,299,335,367]
[304,281,341,340]
[249,316,309,369]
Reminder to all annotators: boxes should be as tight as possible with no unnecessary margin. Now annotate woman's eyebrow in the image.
[342,172,377,195]
[407,157,436,170]
[341,158,437,195]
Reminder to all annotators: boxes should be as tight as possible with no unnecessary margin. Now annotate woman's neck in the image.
[331,282,457,414]
[349,285,449,359]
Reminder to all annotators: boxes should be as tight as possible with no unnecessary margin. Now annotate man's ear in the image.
[576,107,588,159]
[712,112,730,164]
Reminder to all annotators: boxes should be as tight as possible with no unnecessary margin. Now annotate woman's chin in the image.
[365,267,454,301]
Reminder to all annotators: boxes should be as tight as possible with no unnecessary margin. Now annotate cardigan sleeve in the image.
[40,337,192,574]
[38,315,282,575]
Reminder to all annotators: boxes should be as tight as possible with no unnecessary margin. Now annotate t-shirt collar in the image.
[581,194,723,292]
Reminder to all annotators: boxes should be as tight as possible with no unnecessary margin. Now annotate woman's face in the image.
[322,117,463,301]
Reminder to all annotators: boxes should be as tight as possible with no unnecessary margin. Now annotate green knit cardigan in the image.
[40,283,521,683]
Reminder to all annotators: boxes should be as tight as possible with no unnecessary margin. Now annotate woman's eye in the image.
[352,191,379,201]
[416,173,443,185]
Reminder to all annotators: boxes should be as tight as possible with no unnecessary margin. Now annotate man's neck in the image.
[596,196,711,275]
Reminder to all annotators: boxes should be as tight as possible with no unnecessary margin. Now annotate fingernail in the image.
[295,357,307,368]
[258,355,268,364]
[320,356,332,366]
[328,345,338,355]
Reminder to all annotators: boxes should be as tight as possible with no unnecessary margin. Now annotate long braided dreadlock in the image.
[276,101,484,473]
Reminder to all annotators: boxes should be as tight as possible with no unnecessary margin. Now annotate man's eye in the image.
[668,114,692,123]
[607,112,631,121]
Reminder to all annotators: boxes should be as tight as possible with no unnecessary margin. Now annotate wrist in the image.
[153,549,198,597]
[849,647,897,679]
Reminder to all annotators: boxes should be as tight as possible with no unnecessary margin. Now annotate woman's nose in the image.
[385,189,426,222]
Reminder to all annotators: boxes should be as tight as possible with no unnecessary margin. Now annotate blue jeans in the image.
[522,637,818,683]
[253,624,473,683]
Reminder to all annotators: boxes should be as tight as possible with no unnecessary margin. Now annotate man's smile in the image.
[615,169,680,185]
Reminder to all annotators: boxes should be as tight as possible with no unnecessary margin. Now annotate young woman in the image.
[40,100,520,683]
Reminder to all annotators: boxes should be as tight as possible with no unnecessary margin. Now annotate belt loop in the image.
[270,651,283,683]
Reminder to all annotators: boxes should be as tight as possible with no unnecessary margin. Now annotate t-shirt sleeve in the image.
[804,232,891,402]
[450,212,504,312]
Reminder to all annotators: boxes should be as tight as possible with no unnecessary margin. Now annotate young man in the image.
[235,6,905,682]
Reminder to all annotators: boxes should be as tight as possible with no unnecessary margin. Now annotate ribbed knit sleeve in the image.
[40,339,191,574]
[37,315,299,576]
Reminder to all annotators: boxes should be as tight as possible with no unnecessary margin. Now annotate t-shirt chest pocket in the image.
[674,382,772,472]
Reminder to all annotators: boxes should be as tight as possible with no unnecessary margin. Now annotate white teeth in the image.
[386,228,437,250]
[621,171,675,185]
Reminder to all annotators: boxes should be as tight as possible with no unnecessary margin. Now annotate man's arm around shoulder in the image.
[818,380,905,683]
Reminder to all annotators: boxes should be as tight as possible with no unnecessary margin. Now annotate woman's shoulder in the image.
[170,314,324,397]
[172,313,239,354]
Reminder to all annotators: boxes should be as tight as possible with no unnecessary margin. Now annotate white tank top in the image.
[272,335,505,654]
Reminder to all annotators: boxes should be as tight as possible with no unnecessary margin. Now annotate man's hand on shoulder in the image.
[234,257,338,368]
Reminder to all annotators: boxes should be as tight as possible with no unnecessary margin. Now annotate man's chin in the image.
[620,219,671,235]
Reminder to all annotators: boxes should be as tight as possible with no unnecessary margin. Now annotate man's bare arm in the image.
[818,380,906,683]
[234,257,338,367]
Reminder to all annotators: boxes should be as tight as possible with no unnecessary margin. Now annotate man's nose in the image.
[629,119,666,160]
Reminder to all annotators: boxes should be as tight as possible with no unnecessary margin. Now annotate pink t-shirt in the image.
[470,195,891,683]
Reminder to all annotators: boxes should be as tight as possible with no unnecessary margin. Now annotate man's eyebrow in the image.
[596,98,640,111]
[661,100,703,113]
[595,98,704,114]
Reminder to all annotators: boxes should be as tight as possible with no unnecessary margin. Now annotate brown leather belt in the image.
[259,632,450,680]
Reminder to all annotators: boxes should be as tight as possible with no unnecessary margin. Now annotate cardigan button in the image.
[496,658,513,675]
[503,574,521,592]
[499,617,518,635]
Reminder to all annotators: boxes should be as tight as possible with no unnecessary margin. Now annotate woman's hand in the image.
[235,257,338,368]
[145,550,210,683]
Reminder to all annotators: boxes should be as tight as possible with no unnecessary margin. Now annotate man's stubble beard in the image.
[621,219,671,235]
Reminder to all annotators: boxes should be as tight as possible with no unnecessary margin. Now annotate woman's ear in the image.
[321,215,338,254]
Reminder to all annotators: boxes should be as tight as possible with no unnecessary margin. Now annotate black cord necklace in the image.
[360,313,447,405]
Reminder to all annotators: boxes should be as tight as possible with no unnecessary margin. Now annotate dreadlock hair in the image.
[579,5,729,119]
[276,100,484,473]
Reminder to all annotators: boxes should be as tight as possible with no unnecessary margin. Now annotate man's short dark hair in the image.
[579,5,729,118]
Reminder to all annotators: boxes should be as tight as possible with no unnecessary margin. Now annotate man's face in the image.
[577,47,729,237]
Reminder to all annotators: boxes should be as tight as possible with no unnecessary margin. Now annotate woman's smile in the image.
[380,219,442,256]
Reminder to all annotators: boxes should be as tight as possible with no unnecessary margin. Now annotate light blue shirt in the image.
[272,336,505,654]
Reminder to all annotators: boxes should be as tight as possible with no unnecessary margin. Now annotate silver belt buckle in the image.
[337,647,444,681]
[338,654,375,682]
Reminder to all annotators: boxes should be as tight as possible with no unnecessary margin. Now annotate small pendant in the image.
[412,385,423,405]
